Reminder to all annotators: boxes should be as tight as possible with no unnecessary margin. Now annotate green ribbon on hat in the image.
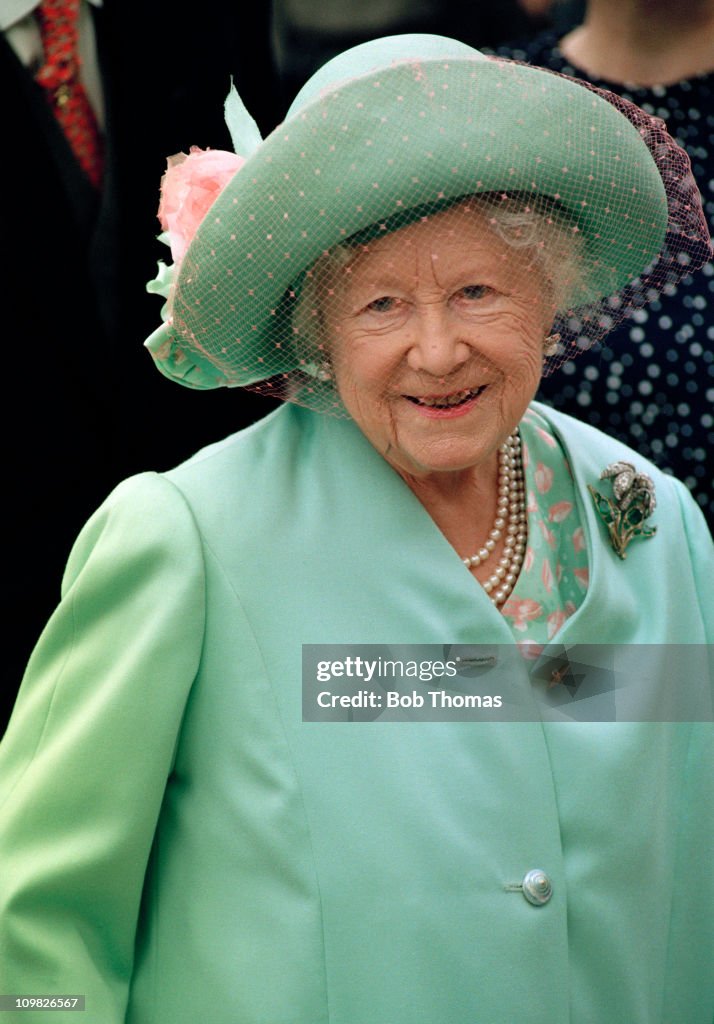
[145,259,241,390]
[224,81,263,158]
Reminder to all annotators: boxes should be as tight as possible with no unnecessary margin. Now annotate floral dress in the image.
[500,407,589,655]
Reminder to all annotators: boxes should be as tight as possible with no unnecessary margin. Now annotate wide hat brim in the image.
[160,35,668,389]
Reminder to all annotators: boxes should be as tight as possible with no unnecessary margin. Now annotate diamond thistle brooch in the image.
[588,461,657,559]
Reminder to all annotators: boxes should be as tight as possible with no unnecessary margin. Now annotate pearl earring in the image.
[303,359,333,381]
[543,332,561,357]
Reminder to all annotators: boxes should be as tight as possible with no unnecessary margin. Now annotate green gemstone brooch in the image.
[588,461,657,560]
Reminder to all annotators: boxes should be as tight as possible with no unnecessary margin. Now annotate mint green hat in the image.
[145,33,711,409]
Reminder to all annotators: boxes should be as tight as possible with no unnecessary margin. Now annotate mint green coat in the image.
[1,403,712,1024]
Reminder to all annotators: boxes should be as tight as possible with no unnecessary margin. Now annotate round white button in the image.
[522,869,553,906]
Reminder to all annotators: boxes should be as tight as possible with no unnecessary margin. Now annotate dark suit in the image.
[2,3,281,717]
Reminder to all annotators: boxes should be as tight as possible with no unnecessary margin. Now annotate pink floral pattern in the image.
[500,408,589,648]
[546,609,569,639]
[516,639,545,660]
[534,462,554,494]
[541,558,555,593]
[548,501,573,523]
[536,426,557,448]
[574,567,590,590]
[501,597,543,632]
[537,519,557,549]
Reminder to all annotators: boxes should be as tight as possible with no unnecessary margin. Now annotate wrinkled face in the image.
[323,204,556,480]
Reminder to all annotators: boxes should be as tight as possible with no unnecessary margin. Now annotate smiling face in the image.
[321,202,557,482]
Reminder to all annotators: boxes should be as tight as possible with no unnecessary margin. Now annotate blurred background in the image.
[271,0,584,106]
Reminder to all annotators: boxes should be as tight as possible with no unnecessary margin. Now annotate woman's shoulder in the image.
[148,403,335,539]
[168,404,299,471]
[161,404,310,494]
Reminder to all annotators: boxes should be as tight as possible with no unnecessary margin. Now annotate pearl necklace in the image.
[462,430,527,607]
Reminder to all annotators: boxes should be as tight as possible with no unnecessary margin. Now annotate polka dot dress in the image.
[496,32,714,528]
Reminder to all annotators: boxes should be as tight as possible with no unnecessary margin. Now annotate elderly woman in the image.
[0,33,712,1024]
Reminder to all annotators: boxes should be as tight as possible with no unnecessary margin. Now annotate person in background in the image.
[1,0,281,718]
[498,0,714,527]
[271,0,552,109]
[517,0,586,31]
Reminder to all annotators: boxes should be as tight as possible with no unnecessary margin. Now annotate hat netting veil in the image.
[146,47,712,418]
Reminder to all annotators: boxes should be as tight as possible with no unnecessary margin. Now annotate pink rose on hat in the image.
[158,147,244,265]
